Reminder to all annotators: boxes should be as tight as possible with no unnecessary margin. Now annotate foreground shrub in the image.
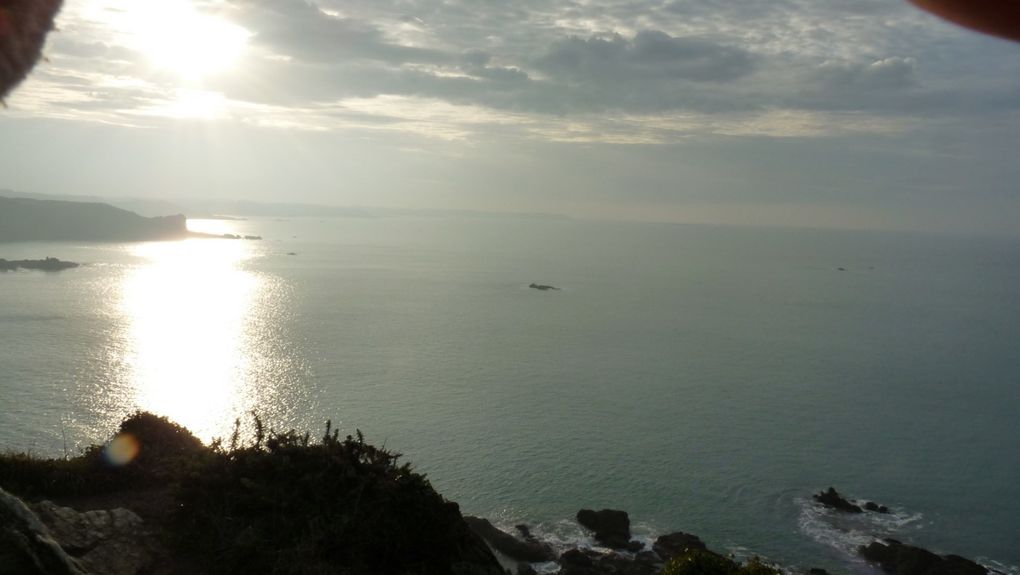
[661,549,781,575]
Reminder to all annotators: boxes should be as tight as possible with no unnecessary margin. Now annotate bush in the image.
[661,549,781,575]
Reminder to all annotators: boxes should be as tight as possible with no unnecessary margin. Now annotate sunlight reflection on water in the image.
[119,238,264,442]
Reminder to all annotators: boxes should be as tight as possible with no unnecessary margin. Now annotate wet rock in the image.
[859,539,987,575]
[30,501,153,575]
[464,516,556,563]
[863,501,891,514]
[652,531,707,560]
[808,568,830,575]
[558,549,657,575]
[576,509,632,549]
[813,487,863,513]
[0,487,85,575]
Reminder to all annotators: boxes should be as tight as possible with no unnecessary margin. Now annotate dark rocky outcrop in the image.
[652,531,707,561]
[577,509,633,549]
[859,539,987,575]
[529,283,560,291]
[813,487,863,513]
[0,487,85,575]
[463,516,556,563]
[558,548,661,575]
[864,501,891,513]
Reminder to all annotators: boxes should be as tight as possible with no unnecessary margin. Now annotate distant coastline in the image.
[0,196,188,243]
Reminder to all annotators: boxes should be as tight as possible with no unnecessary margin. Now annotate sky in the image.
[1,0,1019,233]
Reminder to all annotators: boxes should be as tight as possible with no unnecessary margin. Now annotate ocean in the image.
[1,215,1018,573]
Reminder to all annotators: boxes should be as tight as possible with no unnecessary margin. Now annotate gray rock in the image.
[29,500,153,575]
[0,487,86,575]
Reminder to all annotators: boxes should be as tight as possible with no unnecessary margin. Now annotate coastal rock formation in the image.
[463,516,556,563]
[859,539,988,575]
[30,501,153,575]
[0,487,85,575]
[576,508,634,549]
[864,501,891,513]
[813,487,863,513]
[652,531,707,560]
[529,283,560,291]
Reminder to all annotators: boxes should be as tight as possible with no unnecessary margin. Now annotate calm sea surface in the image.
[1,216,1018,573]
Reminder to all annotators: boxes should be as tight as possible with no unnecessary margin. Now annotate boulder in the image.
[464,516,556,563]
[813,487,863,513]
[30,501,153,575]
[652,531,707,560]
[576,509,632,549]
[0,487,85,575]
[859,539,987,575]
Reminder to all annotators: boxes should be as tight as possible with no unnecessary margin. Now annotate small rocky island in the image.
[0,257,79,272]
[529,283,560,291]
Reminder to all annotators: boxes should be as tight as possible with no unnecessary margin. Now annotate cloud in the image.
[4,0,1017,143]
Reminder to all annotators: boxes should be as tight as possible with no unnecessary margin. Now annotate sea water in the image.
[1,216,1018,573]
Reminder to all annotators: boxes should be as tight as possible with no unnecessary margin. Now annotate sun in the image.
[120,1,251,80]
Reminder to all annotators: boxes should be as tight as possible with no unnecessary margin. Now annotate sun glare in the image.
[120,239,259,441]
[117,1,250,80]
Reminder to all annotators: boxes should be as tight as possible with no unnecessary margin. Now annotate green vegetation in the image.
[661,549,782,575]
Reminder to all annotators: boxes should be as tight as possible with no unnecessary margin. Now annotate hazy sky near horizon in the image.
[1,0,1019,233]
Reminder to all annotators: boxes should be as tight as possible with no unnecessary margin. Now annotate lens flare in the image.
[104,433,140,466]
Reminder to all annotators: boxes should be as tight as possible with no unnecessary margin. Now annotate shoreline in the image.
[0,414,1000,575]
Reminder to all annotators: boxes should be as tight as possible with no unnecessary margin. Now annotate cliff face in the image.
[0,197,188,242]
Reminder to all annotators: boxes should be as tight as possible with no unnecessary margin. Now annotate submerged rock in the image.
[463,516,556,563]
[860,539,988,575]
[576,509,633,549]
[813,487,863,513]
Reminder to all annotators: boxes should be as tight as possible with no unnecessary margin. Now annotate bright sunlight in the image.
[105,0,250,80]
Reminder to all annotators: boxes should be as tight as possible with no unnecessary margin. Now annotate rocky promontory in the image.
[0,197,188,242]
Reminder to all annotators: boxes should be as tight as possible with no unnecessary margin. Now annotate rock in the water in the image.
[813,487,863,513]
[652,531,707,560]
[464,516,556,563]
[558,549,658,575]
[30,501,153,575]
[576,509,632,549]
[0,487,86,575]
[863,501,891,514]
[529,283,560,291]
[808,568,831,575]
[859,539,987,575]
